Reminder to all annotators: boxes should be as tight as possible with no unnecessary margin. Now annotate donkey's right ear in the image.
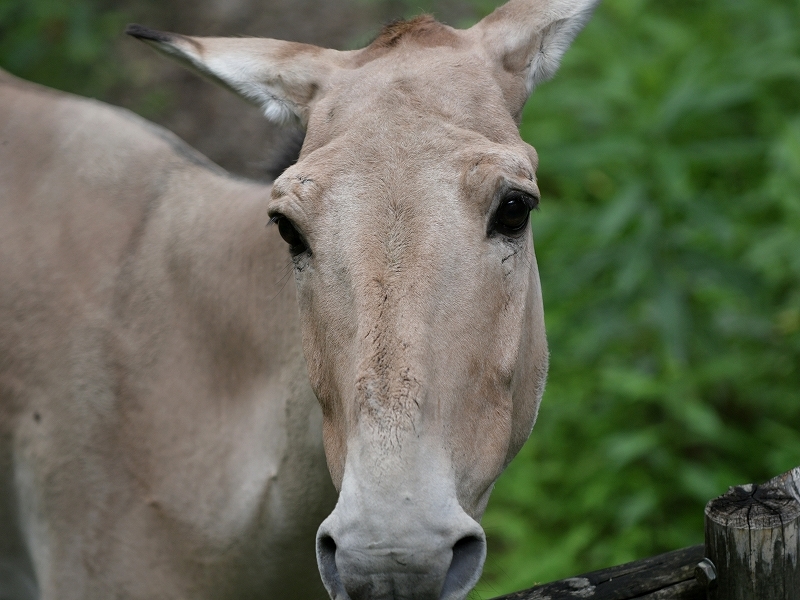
[126,24,350,127]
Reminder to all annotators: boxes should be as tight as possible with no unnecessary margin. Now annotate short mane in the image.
[367,15,460,50]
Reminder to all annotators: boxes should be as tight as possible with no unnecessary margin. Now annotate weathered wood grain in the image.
[705,467,800,600]
[490,545,706,600]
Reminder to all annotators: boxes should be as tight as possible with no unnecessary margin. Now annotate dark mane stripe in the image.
[367,15,460,50]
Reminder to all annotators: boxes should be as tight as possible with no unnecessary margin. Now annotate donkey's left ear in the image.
[126,24,351,127]
[471,0,599,106]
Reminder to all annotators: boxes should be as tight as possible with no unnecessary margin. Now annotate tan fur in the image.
[0,72,335,599]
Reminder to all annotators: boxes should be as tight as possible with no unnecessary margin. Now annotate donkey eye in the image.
[273,216,308,256]
[492,192,536,237]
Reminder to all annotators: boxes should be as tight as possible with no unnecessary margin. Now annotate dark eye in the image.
[273,216,308,256]
[492,192,536,236]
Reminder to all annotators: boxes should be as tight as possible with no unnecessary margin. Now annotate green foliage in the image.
[475,0,800,595]
[0,0,127,97]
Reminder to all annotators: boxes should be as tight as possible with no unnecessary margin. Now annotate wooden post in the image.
[704,466,800,600]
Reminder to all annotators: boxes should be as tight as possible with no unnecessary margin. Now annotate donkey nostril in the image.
[319,534,336,553]
[439,535,486,600]
[317,534,348,599]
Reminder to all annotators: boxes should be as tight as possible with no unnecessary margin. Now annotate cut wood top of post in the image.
[705,466,800,529]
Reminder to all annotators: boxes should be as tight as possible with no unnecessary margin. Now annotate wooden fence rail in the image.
[491,466,800,600]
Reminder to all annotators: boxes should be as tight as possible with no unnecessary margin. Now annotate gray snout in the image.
[316,509,486,600]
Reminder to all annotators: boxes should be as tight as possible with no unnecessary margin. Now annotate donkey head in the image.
[129,1,598,597]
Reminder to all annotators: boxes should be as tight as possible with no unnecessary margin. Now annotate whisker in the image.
[270,259,295,301]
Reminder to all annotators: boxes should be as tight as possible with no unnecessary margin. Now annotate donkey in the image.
[0,0,598,598]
